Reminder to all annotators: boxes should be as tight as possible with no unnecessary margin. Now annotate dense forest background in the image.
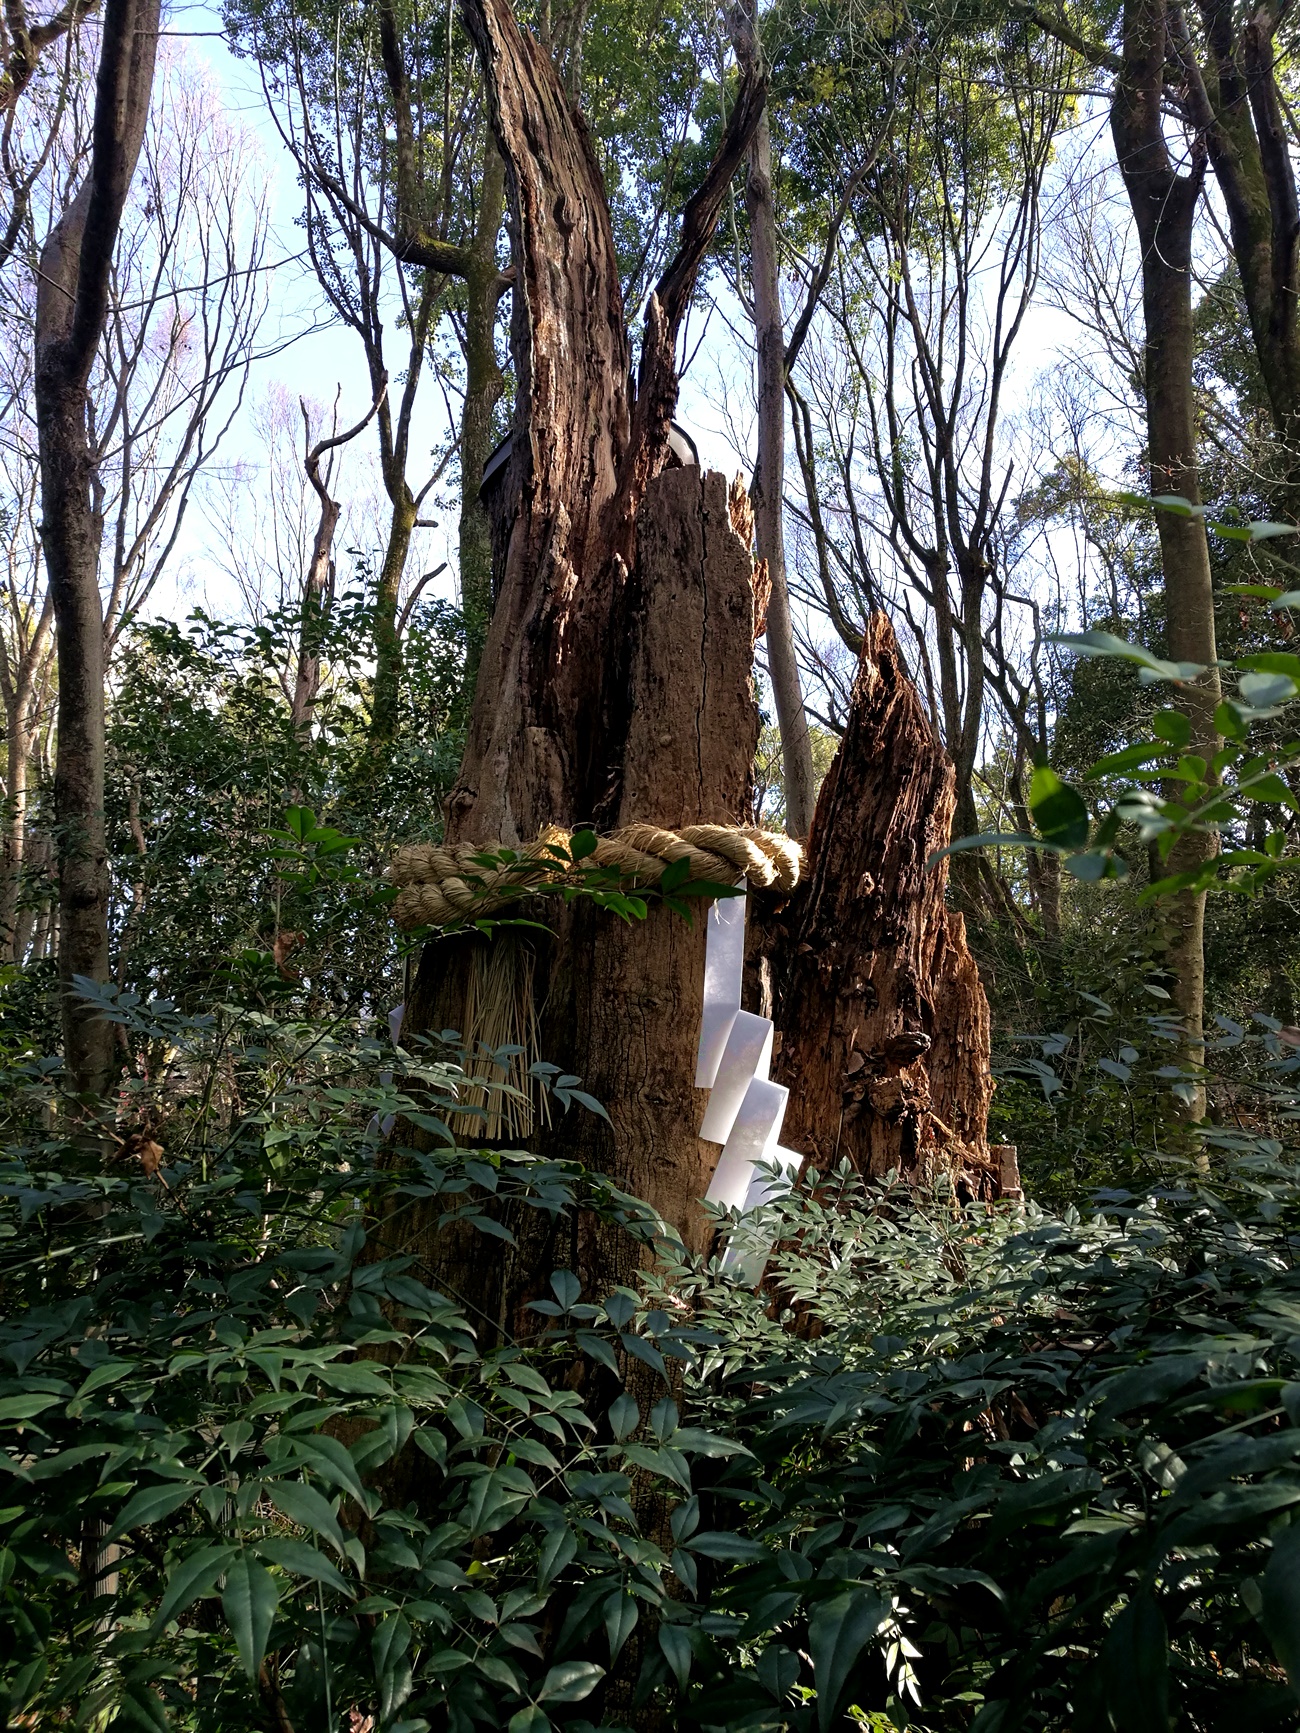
[4,0,1300,1723]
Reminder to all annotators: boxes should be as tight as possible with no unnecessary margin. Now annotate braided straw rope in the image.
[390,822,802,931]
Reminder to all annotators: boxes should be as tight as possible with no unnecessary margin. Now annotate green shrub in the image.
[6,988,1300,1730]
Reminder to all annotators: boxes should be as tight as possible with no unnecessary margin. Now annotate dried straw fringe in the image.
[451,934,551,1143]
[390,821,803,932]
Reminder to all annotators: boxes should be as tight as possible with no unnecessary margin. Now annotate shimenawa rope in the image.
[389,821,802,930]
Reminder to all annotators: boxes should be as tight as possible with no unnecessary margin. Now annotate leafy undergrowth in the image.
[4,995,1300,1730]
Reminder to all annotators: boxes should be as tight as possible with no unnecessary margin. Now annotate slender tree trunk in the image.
[1,695,32,958]
[368,277,439,752]
[296,388,382,746]
[733,8,815,837]
[1112,0,1221,1119]
[291,499,338,734]
[458,137,506,706]
[370,490,416,747]
[34,0,158,1101]
[1179,0,1300,471]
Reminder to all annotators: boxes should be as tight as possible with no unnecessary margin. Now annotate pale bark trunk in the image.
[369,276,439,750]
[295,389,383,738]
[370,485,416,748]
[34,0,159,1100]
[1112,0,1221,1119]
[740,45,814,836]
[2,690,34,958]
[291,498,337,734]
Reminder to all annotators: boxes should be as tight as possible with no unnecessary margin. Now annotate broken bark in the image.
[402,467,761,1315]
[765,614,997,1195]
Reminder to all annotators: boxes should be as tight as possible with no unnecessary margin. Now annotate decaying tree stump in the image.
[763,614,1001,1196]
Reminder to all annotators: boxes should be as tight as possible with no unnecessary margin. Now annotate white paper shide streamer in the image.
[695,888,800,1280]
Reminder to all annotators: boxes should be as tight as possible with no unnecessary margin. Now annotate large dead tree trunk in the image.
[389,0,766,1323]
[403,468,762,1319]
[394,0,1001,1369]
[762,615,998,1195]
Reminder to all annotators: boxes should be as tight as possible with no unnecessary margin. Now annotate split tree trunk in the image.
[393,0,1003,1373]
[387,0,767,1326]
[762,615,998,1193]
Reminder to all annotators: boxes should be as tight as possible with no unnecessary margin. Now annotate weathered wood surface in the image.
[445,0,763,847]
[401,468,760,1308]
[766,613,998,1195]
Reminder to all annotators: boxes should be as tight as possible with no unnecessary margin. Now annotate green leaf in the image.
[538,1525,577,1588]
[109,1480,201,1538]
[508,1709,552,1733]
[604,1589,638,1661]
[1065,850,1127,883]
[1263,1523,1300,1699]
[687,1531,768,1560]
[658,854,692,893]
[263,1478,346,1555]
[570,829,598,861]
[222,1554,279,1679]
[575,1331,619,1372]
[0,1394,60,1423]
[989,1468,1100,1538]
[1152,708,1192,747]
[1239,671,1299,708]
[621,1332,666,1379]
[373,1611,414,1721]
[807,1589,886,1732]
[1030,766,1090,849]
[149,1544,236,1635]
[1101,1593,1169,1731]
[1239,651,1300,679]
[1050,628,1204,684]
[312,1360,395,1397]
[1242,774,1300,812]
[254,1535,353,1598]
[608,1394,639,1441]
[1215,701,1250,742]
[1086,743,1173,777]
[537,1660,605,1703]
[659,1623,693,1688]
